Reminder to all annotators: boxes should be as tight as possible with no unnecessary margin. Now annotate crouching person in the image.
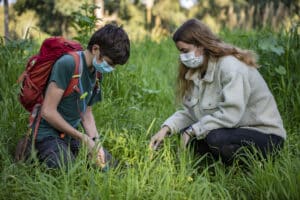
[18,24,130,169]
[149,19,286,165]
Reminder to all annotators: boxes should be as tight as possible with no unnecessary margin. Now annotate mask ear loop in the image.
[99,53,108,65]
[198,45,206,55]
[94,54,102,65]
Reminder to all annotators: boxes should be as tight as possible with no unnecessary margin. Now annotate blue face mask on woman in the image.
[93,57,114,73]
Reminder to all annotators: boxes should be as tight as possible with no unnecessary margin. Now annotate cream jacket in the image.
[163,55,286,139]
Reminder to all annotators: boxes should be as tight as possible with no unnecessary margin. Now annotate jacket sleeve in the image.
[162,106,195,134]
[192,71,251,139]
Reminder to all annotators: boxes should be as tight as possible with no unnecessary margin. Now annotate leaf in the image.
[274,65,287,75]
[258,37,284,55]
[271,46,285,55]
[258,37,276,51]
[142,88,160,94]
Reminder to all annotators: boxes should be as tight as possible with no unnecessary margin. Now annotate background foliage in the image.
[0,0,299,40]
[0,1,300,200]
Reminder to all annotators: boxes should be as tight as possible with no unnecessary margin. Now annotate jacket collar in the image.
[185,58,217,85]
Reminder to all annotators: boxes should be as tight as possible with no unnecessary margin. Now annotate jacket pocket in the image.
[183,95,198,108]
[201,91,222,114]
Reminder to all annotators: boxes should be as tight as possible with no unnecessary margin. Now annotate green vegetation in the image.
[0,1,300,199]
[1,0,299,40]
[0,21,300,199]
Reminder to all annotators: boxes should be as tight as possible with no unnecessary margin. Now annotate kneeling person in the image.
[31,24,130,168]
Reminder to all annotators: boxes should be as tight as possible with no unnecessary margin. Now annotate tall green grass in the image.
[0,26,300,199]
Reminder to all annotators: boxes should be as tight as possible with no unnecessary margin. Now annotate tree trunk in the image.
[146,7,151,26]
[4,0,9,41]
[94,0,104,29]
[145,0,154,32]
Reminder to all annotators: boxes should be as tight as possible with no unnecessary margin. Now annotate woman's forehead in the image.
[176,41,195,50]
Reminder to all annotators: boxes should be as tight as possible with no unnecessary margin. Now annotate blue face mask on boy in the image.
[93,57,114,73]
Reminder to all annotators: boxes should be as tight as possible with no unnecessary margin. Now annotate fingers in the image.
[90,144,106,168]
[85,137,106,168]
[96,147,106,168]
[82,134,95,152]
[149,138,159,151]
[149,135,164,151]
[181,132,191,148]
[149,128,170,150]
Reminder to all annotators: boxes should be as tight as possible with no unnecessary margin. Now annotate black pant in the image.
[35,136,81,168]
[34,136,117,169]
[188,128,284,165]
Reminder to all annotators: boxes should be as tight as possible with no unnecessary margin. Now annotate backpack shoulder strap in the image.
[95,71,102,88]
[63,52,81,97]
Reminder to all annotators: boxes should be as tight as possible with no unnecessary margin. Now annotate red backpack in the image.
[18,36,83,113]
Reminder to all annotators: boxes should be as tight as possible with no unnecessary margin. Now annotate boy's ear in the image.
[92,44,100,54]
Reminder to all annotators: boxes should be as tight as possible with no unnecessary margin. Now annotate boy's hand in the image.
[83,135,107,168]
[95,146,106,168]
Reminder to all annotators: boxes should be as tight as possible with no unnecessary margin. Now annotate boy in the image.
[32,24,130,168]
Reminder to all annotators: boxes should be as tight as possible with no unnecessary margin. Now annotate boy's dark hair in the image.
[87,24,130,65]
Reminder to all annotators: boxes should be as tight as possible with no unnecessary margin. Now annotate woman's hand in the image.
[181,126,194,148]
[149,126,170,150]
[181,132,191,147]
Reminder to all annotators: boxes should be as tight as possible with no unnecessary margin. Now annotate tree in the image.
[14,0,85,36]
[1,0,9,41]
[143,0,155,30]
[94,0,104,28]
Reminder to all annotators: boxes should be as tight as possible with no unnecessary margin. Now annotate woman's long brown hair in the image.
[172,18,258,101]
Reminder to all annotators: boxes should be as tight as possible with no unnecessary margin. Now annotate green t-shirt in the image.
[33,51,101,141]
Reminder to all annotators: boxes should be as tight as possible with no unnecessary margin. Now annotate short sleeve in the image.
[49,55,75,90]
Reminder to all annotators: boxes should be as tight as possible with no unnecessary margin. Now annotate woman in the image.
[149,19,286,164]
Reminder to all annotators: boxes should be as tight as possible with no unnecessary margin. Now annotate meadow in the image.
[0,26,300,199]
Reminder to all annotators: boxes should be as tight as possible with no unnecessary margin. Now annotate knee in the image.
[220,144,241,161]
[39,147,76,169]
[44,155,62,168]
[206,129,225,147]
